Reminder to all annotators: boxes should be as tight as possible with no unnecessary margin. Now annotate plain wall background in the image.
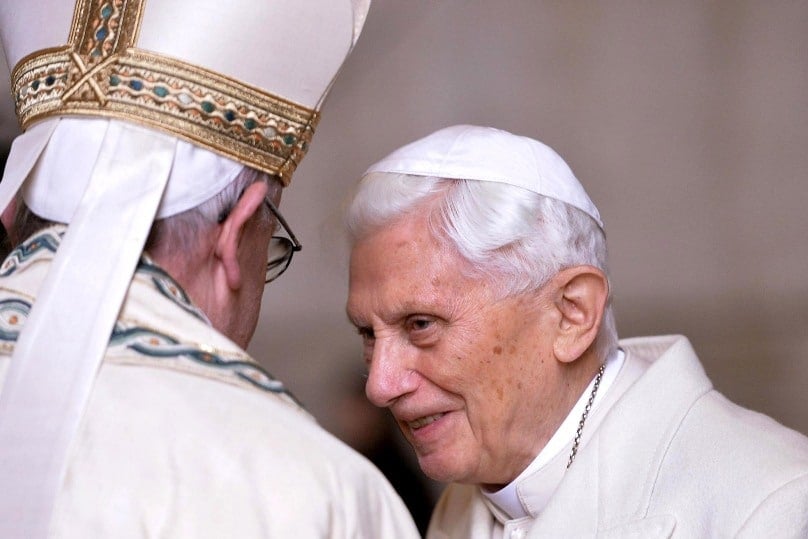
[2,1,806,446]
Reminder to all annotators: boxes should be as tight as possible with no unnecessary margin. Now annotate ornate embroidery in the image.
[135,259,207,322]
[0,229,62,277]
[0,298,31,341]
[0,227,298,403]
[110,325,300,404]
[11,0,317,183]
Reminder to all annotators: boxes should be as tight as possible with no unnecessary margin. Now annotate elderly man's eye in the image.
[356,327,375,364]
[407,316,434,332]
[357,326,375,344]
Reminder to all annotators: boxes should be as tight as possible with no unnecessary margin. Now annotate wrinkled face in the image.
[347,210,566,487]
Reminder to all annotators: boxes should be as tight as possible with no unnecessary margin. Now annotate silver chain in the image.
[566,363,606,469]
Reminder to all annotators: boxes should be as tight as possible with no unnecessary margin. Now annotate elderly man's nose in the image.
[365,342,414,407]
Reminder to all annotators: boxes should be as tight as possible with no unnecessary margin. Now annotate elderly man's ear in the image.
[550,266,609,363]
[215,180,268,290]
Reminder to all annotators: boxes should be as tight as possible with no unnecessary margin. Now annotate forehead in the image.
[347,212,478,319]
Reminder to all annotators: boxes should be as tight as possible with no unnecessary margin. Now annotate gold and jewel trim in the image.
[11,0,317,183]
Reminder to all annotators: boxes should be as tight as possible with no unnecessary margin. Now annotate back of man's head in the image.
[0,0,372,534]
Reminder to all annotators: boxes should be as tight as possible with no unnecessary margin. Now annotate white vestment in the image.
[0,226,420,538]
[427,335,808,539]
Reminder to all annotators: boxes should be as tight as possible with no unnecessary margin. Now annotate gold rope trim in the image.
[10,0,317,183]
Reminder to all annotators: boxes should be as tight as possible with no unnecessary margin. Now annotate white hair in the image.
[346,172,618,361]
[146,167,280,255]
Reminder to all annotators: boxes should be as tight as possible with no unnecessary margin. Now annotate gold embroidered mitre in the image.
[7,0,364,184]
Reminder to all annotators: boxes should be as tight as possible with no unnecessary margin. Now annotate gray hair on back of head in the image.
[345,172,618,362]
[146,166,280,256]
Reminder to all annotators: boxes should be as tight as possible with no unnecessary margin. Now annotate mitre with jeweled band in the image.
[0,1,370,537]
[6,0,364,184]
[13,4,310,184]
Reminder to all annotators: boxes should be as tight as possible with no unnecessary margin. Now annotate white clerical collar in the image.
[482,348,626,520]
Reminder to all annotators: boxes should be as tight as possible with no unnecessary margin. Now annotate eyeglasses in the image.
[264,196,302,283]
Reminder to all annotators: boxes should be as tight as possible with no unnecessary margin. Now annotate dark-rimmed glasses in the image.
[263,196,302,283]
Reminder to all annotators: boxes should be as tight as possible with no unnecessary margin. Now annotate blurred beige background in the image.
[2,1,806,444]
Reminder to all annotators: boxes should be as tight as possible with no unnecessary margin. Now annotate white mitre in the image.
[0,1,371,536]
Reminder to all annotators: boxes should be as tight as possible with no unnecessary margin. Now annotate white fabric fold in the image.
[0,122,177,538]
[0,119,59,219]
[22,118,244,222]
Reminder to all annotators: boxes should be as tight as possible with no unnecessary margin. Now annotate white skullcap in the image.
[365,124,603,229]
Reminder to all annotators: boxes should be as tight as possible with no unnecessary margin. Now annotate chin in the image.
[416,451,476,484]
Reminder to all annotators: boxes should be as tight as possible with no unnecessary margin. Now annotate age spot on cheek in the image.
[493,345,502,355]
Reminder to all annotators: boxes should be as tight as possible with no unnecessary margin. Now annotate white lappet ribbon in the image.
[0,120,177,537]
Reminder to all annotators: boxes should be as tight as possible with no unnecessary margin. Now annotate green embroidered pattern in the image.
[109,324,300,404]
[0,228,299,404]
[0,231,61,277]
[138,259,208,322]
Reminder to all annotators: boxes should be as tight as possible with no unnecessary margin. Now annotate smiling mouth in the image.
[408,413,445,429]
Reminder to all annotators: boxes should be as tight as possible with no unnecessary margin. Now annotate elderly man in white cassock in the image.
[345,125,808,538]
[0,0,419,537]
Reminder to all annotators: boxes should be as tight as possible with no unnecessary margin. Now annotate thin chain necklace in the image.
[566,363,606,469]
